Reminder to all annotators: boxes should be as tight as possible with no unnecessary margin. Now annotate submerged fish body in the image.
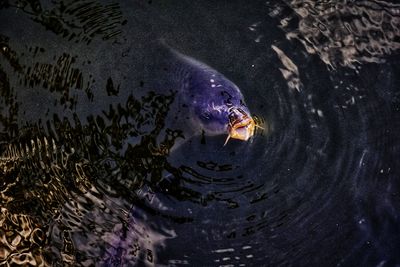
[0,35,258,264]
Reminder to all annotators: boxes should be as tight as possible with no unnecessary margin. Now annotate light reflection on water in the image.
[1,0,400,266]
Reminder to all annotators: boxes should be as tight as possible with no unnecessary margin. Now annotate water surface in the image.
[0,0,400,266]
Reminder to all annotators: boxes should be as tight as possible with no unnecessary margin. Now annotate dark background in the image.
[0,0,399,266]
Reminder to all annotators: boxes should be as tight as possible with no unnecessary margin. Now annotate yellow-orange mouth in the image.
[224,108,257,145]
[228,117,255,141]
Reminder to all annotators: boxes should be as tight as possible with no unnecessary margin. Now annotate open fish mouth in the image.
[224,108,256,145]
[228,117,255,141]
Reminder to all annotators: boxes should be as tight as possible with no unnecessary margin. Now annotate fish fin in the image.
[255,124,265,130]
[223,135,231,146]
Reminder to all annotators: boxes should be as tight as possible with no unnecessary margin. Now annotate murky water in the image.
[1,0,400,266]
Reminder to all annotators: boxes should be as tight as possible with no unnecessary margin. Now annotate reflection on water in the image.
[1,0,400,266]
[270,0,400,68]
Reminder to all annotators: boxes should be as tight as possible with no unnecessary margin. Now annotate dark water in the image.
[1,0,400,266]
